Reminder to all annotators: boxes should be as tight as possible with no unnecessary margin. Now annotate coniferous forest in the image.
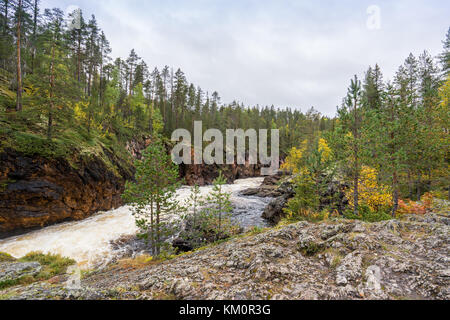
[0,1,449,303]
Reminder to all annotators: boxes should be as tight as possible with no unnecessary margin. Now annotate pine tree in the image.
[333,76,363,215]
[122,137,181,256]
[29,0,39,73]
[173,68,187,129]
[440,27,450,76]
[395,54,420,199]
[363,64,384,110]
[0,0,14,70]
[85,15,99,97]
[28,8,77,139]
[416,51,442,197]
[204,172,233,241]
[377,83,406,216]
[14,0,31,111]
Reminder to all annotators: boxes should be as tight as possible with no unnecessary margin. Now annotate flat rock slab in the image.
[0,262,41,282]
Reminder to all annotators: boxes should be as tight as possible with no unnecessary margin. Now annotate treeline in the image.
[0,0,448,212]
[284,31,449,219]
[336,49,449,212]
[0,2,332,156]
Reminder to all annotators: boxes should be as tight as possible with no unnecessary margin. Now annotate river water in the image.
[0,178,272,268]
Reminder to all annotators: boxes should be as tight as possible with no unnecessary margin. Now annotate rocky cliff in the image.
[0,137,264,237]
[129,138,263,186]
[181,162,262,186]
[0,148,133,238]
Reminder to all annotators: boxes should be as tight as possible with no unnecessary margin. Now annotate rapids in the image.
[0,178,272,268]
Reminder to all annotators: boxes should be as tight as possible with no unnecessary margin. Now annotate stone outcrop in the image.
[0,262,42,283]
[0,148,133,238]
[125,135,152,160]
[2,213,448,300]
[261,183,295,224]
[181,162,261,186]
[238,170,296,224]
[73,213,450,300]
[254,173,349,224]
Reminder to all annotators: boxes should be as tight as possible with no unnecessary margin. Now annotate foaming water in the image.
[0,178,270,268]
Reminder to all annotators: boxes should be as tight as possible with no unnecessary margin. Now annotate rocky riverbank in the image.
[1,212,448,300]
[0,148,134,238]
[240,171,296,224]
[0,134,264,237]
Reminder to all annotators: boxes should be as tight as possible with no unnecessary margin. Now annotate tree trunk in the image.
[390,99,398,217]
[2,0,9,69]
[99,43,104,107]
[30,0,38,74]
[77,29,81,83]
[15,0,22,112]
[2,0,8,36]
[408,170,413,199]
[353,158,359,216]
[416,173,422,201]
[156,202,161,256]
[150,199,155,255]
[171,68,176,129]
[353,98,359,216]
[392,171,399,217]
[129,67,132,96]
[47,41,56,140]
[87,66,92,97]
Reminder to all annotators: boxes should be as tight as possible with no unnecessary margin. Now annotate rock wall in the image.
[0,148,133,238]
[181,162,262,186]
[181,163,262,186]
[0,136,265,237]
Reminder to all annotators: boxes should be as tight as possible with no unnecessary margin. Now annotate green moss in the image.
[0,279,21,290]
[0,275,36,290]
[247,226,267,235]
[19,252,76,279]
[299,241,325,257]
[0,292,15,300]
[0,111,135,183]
[0,252,76,293]
[0,252,16,262]
[343,205,393,222]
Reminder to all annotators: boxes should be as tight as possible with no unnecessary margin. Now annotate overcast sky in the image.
[41,0,449,116]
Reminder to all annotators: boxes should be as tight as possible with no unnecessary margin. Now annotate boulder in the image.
[240,186,282,198]
[261,182,295,223]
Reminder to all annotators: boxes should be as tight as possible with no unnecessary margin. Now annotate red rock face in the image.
[181,161,262,186]
[0,137,263,237]
[0,149,133,238]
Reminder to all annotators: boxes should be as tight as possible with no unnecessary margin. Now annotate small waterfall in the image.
[0,178,271,268]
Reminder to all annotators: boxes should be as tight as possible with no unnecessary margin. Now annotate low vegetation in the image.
[0,252,15,263]
[0,252,75,290]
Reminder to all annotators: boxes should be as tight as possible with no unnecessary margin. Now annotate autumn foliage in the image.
[397,193,435,215]
[346,166,392,212]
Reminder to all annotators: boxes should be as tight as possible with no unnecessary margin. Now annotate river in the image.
[0,178,272,268]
